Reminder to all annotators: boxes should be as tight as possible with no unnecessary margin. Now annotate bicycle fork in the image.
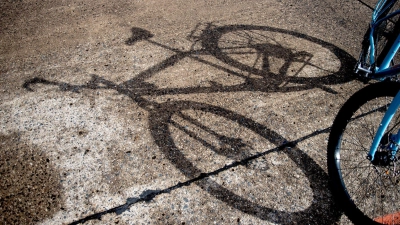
[368,90,400,163]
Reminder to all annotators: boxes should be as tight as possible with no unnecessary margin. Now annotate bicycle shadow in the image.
[22,24,357,224]
[199,24,355,94]
[149,101,339,224]
[116,24,355,98]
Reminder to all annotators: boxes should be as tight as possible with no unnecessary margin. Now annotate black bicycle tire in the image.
[328,81,400,224]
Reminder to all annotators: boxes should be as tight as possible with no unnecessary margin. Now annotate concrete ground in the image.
[0,0,379,224]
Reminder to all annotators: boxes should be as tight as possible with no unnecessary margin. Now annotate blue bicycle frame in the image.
[367,2,400,161]
[369,10,400,73]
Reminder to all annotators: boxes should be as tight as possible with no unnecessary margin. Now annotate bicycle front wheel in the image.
[328,81,400,224]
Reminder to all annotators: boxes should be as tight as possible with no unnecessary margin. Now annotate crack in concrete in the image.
[357,0,374,11]
[68,126,331,225]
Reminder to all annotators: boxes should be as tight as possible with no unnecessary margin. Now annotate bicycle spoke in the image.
[346,128,371,153]
[339,140,369,152]
[358,107,377,141]
[346,165,376,205]
[363,166,380,214]
[340,162,373,182]
[339,147,368,153]
[339,164,372,170]
[386,109,400,135]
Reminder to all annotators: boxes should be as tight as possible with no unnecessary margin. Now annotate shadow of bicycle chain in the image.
[22,24,356,224]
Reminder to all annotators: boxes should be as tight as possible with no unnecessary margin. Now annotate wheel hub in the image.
[371,151,392,166]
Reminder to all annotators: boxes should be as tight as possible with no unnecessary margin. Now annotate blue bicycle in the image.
[327,0,400,224]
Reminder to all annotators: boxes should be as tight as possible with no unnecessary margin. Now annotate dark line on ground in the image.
[357,0,374,11]
[68,126,331,225]
[69,101,381,224]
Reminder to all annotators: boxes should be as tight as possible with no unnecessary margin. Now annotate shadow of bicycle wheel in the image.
[193,24,356,94]
[149,100,340,224]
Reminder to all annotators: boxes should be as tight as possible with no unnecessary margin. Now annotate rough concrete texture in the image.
[0,0,377,224]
